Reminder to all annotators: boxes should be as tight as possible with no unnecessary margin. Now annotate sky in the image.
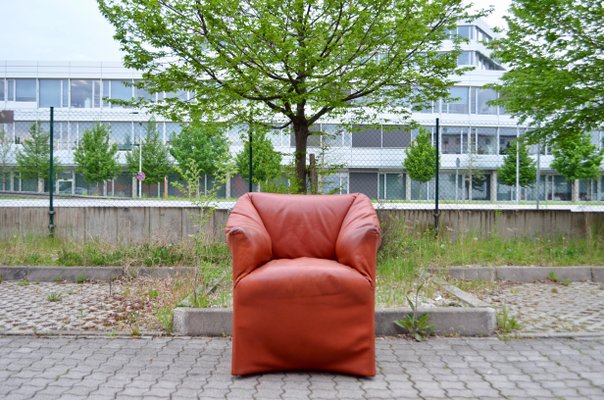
[0,0,512,62]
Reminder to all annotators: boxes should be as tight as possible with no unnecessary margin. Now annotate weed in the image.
[560,279,571,286]
[53,275,64,283]
[57,249,83,266]
[394,268,433,341]
[0,273,3,284]
[600,284,604,291]
[76,272,88,284]
[148,288,159,300]
[551,287,559,294]
[548,271,559,283]
[155,307,173,334]
[496,305,521,334]
[17,279,29,286]
[47,292,62,302]
[131,328,141,337]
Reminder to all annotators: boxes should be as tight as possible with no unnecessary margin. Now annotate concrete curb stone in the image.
[447,266,603,282]
[0,266,195,282]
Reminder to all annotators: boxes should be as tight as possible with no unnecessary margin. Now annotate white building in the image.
[1,20,602,201]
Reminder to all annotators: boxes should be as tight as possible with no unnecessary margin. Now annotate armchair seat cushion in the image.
[233,258,375,376]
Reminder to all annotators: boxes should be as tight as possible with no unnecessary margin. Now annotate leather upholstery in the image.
[226,193,380,376]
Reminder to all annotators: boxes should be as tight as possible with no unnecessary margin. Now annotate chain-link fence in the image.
[0,108,603,213]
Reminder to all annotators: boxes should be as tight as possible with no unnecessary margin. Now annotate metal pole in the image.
[248,127,253,192]
[536,142,541,210]
[48,107,55,236]
[434,118,440,236]
[455,157,460,202]
[515,131,520,203]
[138,122,142,198]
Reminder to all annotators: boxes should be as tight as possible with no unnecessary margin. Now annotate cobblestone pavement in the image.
[0,336,603,400]
[476,282,604,334]
[0,281,158,334]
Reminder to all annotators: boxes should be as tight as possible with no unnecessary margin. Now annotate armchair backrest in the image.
[248,192,356,260]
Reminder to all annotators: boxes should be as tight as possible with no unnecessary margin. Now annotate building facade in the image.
[1,20,602,202]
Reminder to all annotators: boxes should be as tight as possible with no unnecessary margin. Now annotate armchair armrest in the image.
[226,194,272,286]
[335,194,381,284]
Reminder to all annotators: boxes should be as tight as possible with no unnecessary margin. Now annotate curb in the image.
[447,266,604,282]
[0,266,195,282]
[173,306,496,337]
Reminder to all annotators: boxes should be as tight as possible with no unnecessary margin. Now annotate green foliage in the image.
[236,125,283,187]
[393,268,433,341]
[47,292,62,302]
[98,0,483,192]
[76,272,88,284]
[496,305,521,334]
[547,271,559,283]
[550,134,603,181]
[488,0,604,144]
[16,122,62,189]
[155,306,173,334]
[497,139,536,188]
[170,122,231,177]
[17,279,29,286]
[126,120,172,186]
[74,123,120,186]
[148,288,159,299]
[403,128,436,183]
[0,128,13,187]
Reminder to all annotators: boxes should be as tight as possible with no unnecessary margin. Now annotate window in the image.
[71,80,94,108]
[472,87,497,114]
[15,79,36,102]
[441,127,464,154]
[457,51,472,66]
[476,28,492,43]
[457,26,473,40]
[499,128,517,155]
[39,79,66,108]
[444,87,469,114]
[349,172,378,199]
[351,125,381,148]
[379,173,405,200]
[110,80,132,106]
[475,128,497,154]
[110,122,133,149]
[382,126,411,148]
[0,79,4,101]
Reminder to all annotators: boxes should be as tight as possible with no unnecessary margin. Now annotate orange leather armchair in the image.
[226,193,380,376]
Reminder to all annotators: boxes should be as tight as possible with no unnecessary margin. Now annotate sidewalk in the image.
[1,336,604,399]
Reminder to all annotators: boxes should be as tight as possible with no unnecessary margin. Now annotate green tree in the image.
[0,128,13,191]
[16,122,62,193]
[170,122,230,177]
[98,0,483,193]
[497,139,536,198]
[74,124,120,194]
[403,128,436,183]
[236,125,283,190]
[550,133,603,202]
[489,0,604,144]
[126,120,172,187]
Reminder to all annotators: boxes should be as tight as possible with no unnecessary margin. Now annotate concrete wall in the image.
[0,206,602,244]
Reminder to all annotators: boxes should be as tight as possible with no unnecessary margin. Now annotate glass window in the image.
[472,87,497,114]
[110,80,132,106]
[39,80,63,108]
[71,80,93,108]
[110,122,133,149]
[499,128,517,155]
[457,26,473,40]
[165,123,181,143]
[475,128,497,154]
[379,173,405,200]
[7,79,15,101]
[445,87,469,114]
[321,173,348,195]
[15,79,36,102]
[457,51,472,66]
[382,126,411,148]
[351,125,381,148]
[441,127,463,154]
[0,79,4,101]
[94,81,101,107]
[349,172,378,199]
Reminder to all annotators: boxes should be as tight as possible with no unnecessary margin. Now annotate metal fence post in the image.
[434,118,440,235]
[48,107,55,236]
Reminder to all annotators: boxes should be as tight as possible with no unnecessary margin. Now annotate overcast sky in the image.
[0,0,511,62]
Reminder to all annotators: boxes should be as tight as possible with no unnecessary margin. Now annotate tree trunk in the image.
[292,119,309,194]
